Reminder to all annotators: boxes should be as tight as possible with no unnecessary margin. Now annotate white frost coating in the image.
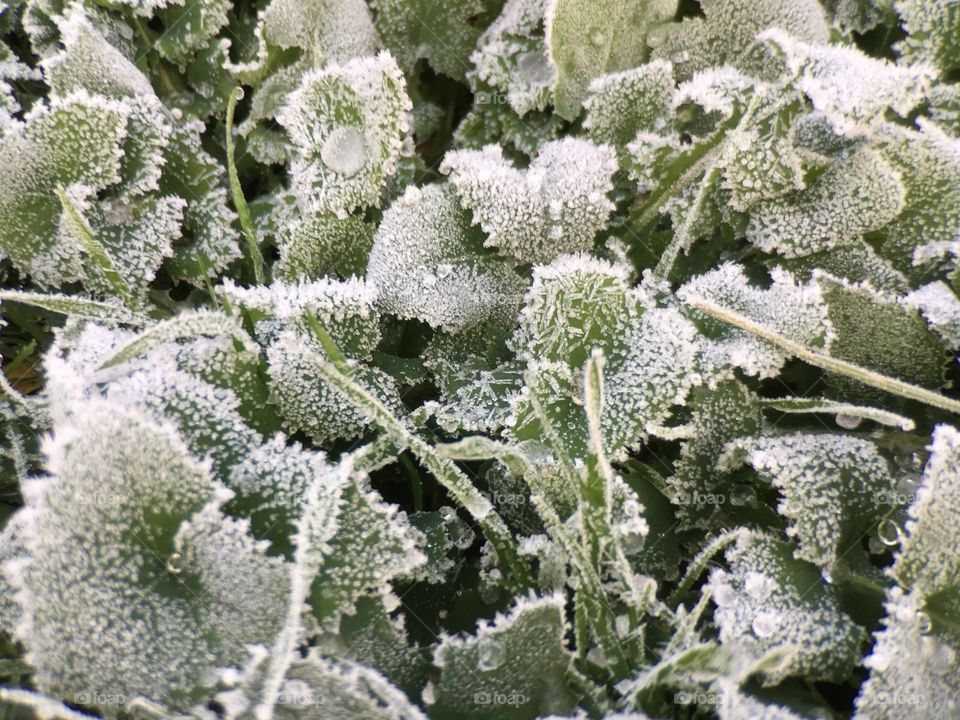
[367,184,527,331]
[890,424,960,600]
[219,276,381,355]
[583,60,675,146]
[720,433,896,569]
[678,263,833,379]
[651,0,829,81]
[470,0,555,116]
[761,30,934,136]
[905,282,960,346]
[441,138,618,264]
[278,51,411,218]
[706,531,864,684]
[894,0,960,75]
[746,149,906,258]
[261,0,380,63]
[6,398,287,709]
[673,66,754,119]
[42,4,155,100]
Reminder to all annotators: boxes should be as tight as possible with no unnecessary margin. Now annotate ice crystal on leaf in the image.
[707,531,864,684]
[650,0,829,82]
[367,184,527,331]
[441,139,618,264]
[583,60,675,147]
[894,0,960,77]
[678,263,832,379]
[720,433,897,569]
[278,52,412,218]
[6,398,287,710]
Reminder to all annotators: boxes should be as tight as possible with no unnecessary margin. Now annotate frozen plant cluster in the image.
[0,0,958,719]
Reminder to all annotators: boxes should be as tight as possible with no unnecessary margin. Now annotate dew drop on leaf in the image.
[165,552,184,574]
[917,611,933,635]
[320,126,368,177]
[877,518,902,547]
[752,611,780,638]
[835,413,862,430]
[517,52,555,86]
[730,483,757,507]
[477,636,506,671]
[713,583,736,607]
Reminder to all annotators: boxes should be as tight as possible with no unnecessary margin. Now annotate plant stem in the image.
[225,87,266,284]
[55,187,136,308]
[686,296,960,415]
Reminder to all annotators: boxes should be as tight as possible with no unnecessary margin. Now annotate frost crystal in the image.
[721,433,896,569]
[441,139,618,264]
[278,52,412,218]
[707,531,864,684]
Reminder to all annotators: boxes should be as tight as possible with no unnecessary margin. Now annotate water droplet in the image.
[234,86,245,101]
[118,22,134,40]
[436,263,453,279]
[454,525,476,550]
[477,636,506,671]
[752,611,780,638]
[836,413,862,430]
[516,51,555,86]
[166,552,184,574]
[671,50,690,64]
[877,519,901,547]
[589,29,605,47]
[917,611,933,635]
[320,126,367,177]
[713,583,736,607]
[730,483,757,507]
[647,28,666,49]
[171,107,183,121]
[744,572,774,602]
[421,681,436,705]
[868,534,887,555]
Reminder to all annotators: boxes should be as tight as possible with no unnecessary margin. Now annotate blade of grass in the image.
[226,87,266,284]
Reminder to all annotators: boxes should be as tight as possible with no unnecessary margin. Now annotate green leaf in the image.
[545,0,677,120]
[583,60,675,147]
[428,593,577,720]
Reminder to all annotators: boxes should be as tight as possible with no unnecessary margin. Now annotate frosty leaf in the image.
[746,148,905,258]
[876,122,960,273]
[761,31,934,137]
[429,593,577,719]
[668,380,762,527]
[904,282,960,346]
[99,309,249,369]
[275,653,427,720]
[219,276,381,358]
[713,679,813,720]
[854,587,960,720]
[774,238,909,294]
[441,139,617,264]
[161,120,241,280]
[0,91,127,287]
[583,60,675,147]
[42,5,154,100]
[678,263,832,379]
[435,361,525,434]
[153,0,232,64]
[815,274,948,400]
[275,211,374,281]
[890,425,960,605]
[763,397,914,431]
[650,0,829,82]
[822,0,895,33]
[310,475,426,624]
[470,0,556,117]
[278,52,412,218]
[706,531,864,684]
[9,398,286,709]
[895,0,960,76]
[367,184,527,331]
[602,306,703,453]
[266,330,400,444]
[373,0,505,82]
[545,0,677,120]
[261,0,379,63]
[511,253,633,369]
[720,433,896,569]
[720,122,805,214]
[0,290,147,324]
